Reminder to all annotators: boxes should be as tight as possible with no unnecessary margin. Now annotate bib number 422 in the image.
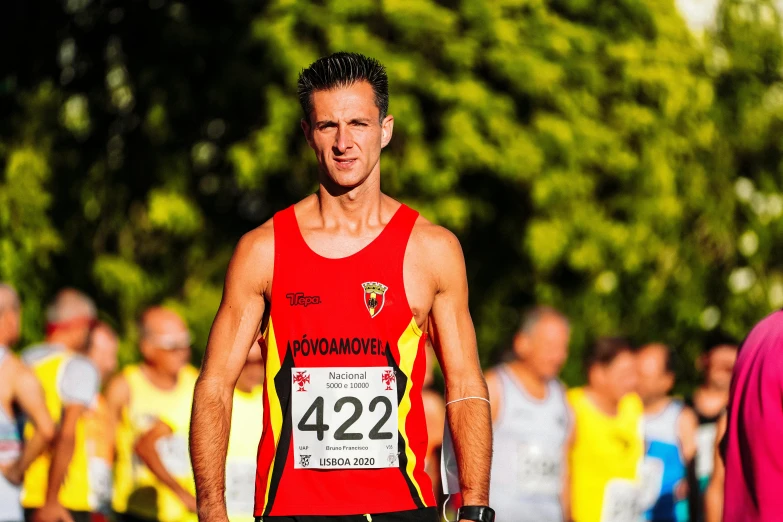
[292,367,400,469]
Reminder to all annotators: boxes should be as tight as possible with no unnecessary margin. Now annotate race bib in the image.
[156,434,190,477]
[696,423,717,479]
[601,479,641,522]
[88,457,112,512]
[226,459,256,516]
[517,443,561,495]
[292,367,399,469]
[639,457,664,511]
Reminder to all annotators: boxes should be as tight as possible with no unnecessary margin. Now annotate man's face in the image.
[142,327,191,377]
[302,81,393,190]
[0,303,21,346]
[238,344,265,391]
[592,351,638,403]
[515,316,569,380]
[88,327,119,382]
[705,345,737,391]
[636,345,674,404]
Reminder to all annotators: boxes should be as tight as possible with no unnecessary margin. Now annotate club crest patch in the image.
[362,282,388,318]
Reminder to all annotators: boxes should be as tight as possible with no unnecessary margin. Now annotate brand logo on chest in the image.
[287,292,322,307]
[362,282,388,318]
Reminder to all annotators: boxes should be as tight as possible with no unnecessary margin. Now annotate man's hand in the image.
[1,461,23,486]
[33,502,73,522]
[177,489,198,513]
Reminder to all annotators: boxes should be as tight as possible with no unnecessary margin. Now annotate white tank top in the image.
[0,346,23,522]
[489,365,571,522]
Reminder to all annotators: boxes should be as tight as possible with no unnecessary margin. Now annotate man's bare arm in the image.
[136,420,196,512]
[190,227,272,522]
[34,405,85,522]
[2,362,55,484]
[428,228,492,508]
[704,413,727,522]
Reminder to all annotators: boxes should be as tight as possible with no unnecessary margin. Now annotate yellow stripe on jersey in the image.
[262,319,284,513]
[396,318,426,507]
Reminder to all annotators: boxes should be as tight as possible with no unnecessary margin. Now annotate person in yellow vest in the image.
[83,322,120,522]
[568,337,644,522]
[0,284,56,522]
[225,340,264,522]
[104,307,197,522]
[20,289,101,522]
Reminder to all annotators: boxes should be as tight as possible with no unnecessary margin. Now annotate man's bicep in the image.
[427,231,481,391]
[200,230,271,387]
[15,368,53,431]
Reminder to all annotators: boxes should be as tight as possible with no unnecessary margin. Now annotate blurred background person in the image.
[722,310,783,521]
[636,343,697,522]
[20,289,101,522]
[83,322,120,522]
[684,341,737,516]
[105,307,197,522]
[485,306,572,522]
[0,284,55,522]
[224,339,264,522]
[568,337,643,522]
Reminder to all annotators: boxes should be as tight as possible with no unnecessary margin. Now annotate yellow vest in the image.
[568,388,644,522]
[226,386,263,522]
[112,364,198,522]
[21,348,109,512]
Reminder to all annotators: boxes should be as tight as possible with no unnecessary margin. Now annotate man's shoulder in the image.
[409,214,463,261]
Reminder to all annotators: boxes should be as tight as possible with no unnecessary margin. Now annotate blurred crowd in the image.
[0,285,735,522]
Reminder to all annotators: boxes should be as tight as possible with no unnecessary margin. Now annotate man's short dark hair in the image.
[584,336,633,371]
[297,52,389,123]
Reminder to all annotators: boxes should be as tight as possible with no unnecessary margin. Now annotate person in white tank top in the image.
[485,306,573,522]
[0,284,55,522]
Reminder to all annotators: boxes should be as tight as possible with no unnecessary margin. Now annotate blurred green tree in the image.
[1,0,780,389]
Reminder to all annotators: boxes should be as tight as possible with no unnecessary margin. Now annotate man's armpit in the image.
[59,355,99,406]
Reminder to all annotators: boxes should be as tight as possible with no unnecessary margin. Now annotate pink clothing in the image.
[723,309,783,521]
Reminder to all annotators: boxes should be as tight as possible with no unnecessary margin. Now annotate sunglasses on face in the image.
[146,331,192,351]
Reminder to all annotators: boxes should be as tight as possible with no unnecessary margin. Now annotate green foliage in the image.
[1,0,781,390]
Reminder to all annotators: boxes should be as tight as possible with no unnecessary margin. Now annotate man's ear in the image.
[381,114,394,149]
[301,118,315,150]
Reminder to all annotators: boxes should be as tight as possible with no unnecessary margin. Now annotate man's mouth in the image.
[333,157,357,169]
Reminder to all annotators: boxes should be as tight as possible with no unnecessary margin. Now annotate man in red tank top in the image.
[190,53,494,522]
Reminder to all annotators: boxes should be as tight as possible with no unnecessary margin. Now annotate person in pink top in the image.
[722,309,783,521]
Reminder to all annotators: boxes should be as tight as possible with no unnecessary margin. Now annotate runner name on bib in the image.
[226,459,256,515]
[517,443,561,495]
[600,478,641,522]
[156,434,190,477]
[292,367,399,470]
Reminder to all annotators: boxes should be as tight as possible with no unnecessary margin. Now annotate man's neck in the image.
[506,361,549,400]
[140,363,178,391]
[316,170,384,226]
[693,384,729,416]
[584,386,620,416]
[46,333,74,352]
[643,395,671,415]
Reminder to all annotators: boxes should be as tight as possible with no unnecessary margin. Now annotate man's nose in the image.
[334,125,353,153]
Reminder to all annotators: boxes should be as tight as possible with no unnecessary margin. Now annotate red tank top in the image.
[254,203,435,516]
